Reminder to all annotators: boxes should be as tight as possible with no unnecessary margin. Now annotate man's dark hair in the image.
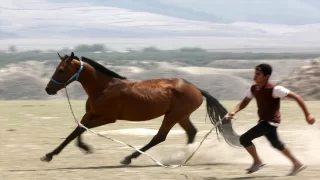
[255,63,272,76]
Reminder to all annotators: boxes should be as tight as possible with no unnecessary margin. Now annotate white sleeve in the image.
[244,87,254,99]
[273,85,290,98]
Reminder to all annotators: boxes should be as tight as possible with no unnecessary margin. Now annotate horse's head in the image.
[45,52,83,95]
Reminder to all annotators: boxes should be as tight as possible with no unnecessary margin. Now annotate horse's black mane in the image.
[65,55,126,79]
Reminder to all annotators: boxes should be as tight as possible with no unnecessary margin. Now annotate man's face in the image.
[254,69,269,84]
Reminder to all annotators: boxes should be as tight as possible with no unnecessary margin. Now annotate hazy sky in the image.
[1,0,320,51]
[2,0,320,23]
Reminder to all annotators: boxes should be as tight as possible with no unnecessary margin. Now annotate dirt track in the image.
[1,100,320,180]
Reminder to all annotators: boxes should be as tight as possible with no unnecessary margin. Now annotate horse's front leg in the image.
[40,126,86,162]
[76,114,116,154]
[40,113,100,162]
[77,134,93,154]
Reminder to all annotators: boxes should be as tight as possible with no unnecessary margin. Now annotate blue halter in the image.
[50,59,84,85]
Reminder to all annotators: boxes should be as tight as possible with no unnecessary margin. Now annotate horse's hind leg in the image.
[178,117,197,144]
[120,114,179,165]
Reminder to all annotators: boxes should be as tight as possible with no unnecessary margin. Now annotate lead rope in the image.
[63,86,224,168]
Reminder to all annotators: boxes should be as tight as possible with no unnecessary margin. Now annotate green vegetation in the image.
[1,44,320,66]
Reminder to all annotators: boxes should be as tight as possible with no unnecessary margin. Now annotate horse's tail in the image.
[200,89,242,148]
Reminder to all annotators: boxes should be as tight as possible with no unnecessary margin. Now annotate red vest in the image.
[250,82,281,123]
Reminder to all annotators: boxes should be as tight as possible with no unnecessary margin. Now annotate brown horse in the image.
[41,52,241,165]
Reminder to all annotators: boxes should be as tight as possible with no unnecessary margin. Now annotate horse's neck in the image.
[78,64,114,98]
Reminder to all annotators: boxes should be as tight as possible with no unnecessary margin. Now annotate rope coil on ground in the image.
[64,87,224,168]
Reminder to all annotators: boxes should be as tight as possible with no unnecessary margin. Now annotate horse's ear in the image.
[66,52,74,63]
[57,52,64,61]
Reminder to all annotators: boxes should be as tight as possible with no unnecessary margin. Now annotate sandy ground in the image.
[1,100,320,180]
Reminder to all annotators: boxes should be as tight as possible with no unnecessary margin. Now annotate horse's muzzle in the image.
[45,87,57,95]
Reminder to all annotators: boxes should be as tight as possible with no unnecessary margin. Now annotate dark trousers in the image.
[239,120,285,151]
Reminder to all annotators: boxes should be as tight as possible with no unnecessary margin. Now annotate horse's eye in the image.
[58,69,64,73]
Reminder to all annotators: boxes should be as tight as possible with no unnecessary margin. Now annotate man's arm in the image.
[225,97,252,120]
[273,85,315,125]
[285,91,310,117]
[231,97,252,114]
[226,87,253,120]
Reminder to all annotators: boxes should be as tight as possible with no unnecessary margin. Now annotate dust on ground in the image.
[1,100,320,180]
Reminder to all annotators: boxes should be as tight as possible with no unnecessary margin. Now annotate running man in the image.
[225,63,316,175]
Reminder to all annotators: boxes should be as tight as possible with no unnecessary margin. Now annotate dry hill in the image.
[279,58,320,100]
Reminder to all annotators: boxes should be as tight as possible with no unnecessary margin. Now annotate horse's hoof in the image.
[82,147,93,154]
[85,149,93,154]
[40,155,52,162]
[120,158,131,165]
[78,144,94,154]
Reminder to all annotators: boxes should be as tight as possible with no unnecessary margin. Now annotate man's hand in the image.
[306,114,316,125]
[225,112,236,120]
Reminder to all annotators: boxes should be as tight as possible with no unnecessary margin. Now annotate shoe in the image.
[246,163,266,174]
[287,165,307,176]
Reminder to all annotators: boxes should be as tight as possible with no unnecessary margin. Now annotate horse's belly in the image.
[118,101,169,121]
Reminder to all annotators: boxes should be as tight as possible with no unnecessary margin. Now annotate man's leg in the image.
[245,145,262,165]
[265,127,306,175]
[281,147,303,167]
[239,121,269,172]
